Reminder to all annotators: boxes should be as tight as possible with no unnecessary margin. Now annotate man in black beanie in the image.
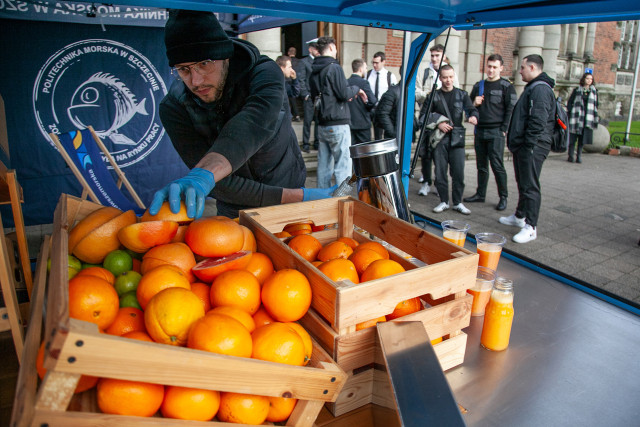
[149,10,335,219]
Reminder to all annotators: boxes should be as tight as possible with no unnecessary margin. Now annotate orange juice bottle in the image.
[480,278,514,351]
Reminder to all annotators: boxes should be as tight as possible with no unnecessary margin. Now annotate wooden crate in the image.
[11,194,347,427]
[239,197,477,416]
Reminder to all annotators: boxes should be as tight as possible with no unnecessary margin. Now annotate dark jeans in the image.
[302,96,318,147]
[350,128,371,145]
[289,96,299,117]
[433,135,465,205]
[513,144,549,228]
[420,147,433,185]
[568,128,592,161]
[373,126,384,140]
[474,127,508,198]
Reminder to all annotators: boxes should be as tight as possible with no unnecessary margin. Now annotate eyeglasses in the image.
[171,60,217,79]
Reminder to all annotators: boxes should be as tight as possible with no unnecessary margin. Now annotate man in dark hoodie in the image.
[347,58,377,144]
[149,10,334,219]
[309,36,366,188]
[500,54,556,244]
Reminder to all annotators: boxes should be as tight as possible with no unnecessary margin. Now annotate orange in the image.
[36,341,98,393]
[431,336,443,345]
[187,313,253,357]
[141,242,197,283]
[136,264,191,310]
[274,231,292,238]
[68,206,122,254]
[171,225,189,243]
[97,378,164,417]
[286,322,313,365]
[209,306,256,333]
[317,241,353,262]
[311,260,323,267]
[105,307,146,336]
[360,259,405,282]
[288,234,323,262]
[283,222,313,236]
[121,330,154,342]
[356,315,387,331]
[131,258,141,274]
[261,269,312,322]
[190,282,212,312]
[387,297,423,320]
[72,210,137,264]
[185,217,245,257]
[75,266,115,285]
[240,225,257,252]
[337,236,359,249]
[140,201,193,224]
[217,392,269,425]
[244,252,274,285]
[68,275,119,330]
[348,248,384,277]
[210,270,261,315]
[192,251,253,283]
[252,306,275,328]
[353,241,390,259]
[161,385,220,421]
[266,396,298,422]
[144,287,205,346]
[251,323,306,366]
[318,258,359,284]
[117,220,179,253]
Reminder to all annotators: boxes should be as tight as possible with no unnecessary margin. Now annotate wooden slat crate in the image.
[239,197,477,416]
[11,194,348,427]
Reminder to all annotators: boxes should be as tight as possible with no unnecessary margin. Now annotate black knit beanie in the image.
[165,10,234,66]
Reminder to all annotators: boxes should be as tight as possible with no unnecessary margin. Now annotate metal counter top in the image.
[445,255,640,426]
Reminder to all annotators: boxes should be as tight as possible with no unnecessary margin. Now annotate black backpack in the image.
[530,81,569,153]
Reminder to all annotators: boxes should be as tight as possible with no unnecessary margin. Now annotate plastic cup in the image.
[468,266,496,316]
[441,220,470,247]
[475,232,507,271]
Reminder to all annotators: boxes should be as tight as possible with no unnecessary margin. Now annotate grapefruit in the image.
[192,251,253,283]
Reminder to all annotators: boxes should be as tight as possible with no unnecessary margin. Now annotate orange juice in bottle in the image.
[481,277,514,351]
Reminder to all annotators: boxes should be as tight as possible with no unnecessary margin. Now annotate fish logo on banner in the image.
[33,39,167,168]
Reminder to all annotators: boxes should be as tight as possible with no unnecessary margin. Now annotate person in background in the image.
[423,65,478,215]
[309,36,367,188]
[567,72,598,163]
[286,46,301,121]
[367,51,397,140]
[464,54,516,211]
[301,40,319,152]
[415,44,459,197]
[276,55,301,125]
[500,54,556,243]
[151,10,335,220]
[347,59,377,144]
[374,77,402,139]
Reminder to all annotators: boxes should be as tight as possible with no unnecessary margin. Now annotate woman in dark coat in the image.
[567,72,598,163]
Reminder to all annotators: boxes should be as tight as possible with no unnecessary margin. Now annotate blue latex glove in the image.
[149,168,215,219]
[302,184,338,201]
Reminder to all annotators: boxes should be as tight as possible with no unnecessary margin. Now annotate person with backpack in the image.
[500,54,556,244]
[464,54,517,211]
[367,52,397,140]
[309,36,367,188]
[567,72,599,163]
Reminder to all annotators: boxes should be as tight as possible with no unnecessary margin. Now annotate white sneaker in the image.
[452,203,471,215]
[513,224,537,243]
[418,175,425,183]
[418,182,430,196]
[433,202,450,213]
[499,214,526,228]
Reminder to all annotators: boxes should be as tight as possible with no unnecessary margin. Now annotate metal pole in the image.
[625,21,640,142]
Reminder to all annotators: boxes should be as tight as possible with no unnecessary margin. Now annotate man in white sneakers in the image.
[500,54,556,243]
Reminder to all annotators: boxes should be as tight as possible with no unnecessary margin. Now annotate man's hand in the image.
[468,116,478,126]
[290,69,297,79]
[357,89,368,103]
[149,168,215,219]
[474,95,484,107]
[437,122,453,133]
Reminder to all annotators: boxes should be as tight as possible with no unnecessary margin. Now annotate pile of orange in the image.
[58,203,317,423]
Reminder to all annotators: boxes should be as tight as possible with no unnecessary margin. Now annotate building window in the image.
[617,20,638,71]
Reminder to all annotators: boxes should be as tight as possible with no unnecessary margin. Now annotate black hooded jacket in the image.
[309,56,360,126]
[159,39,306,218]
[507,72,556,153]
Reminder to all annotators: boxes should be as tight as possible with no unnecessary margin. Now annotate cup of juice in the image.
[468,266,496,316]
[441,220,470,247]
[475,232,507,271]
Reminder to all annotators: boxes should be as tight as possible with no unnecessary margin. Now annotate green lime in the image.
[119,291,142,309]
[68,255,82,272]
[81,262,102,270]
[103,250,133,276]
[114,271,142,296]
[68,267,79,279]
